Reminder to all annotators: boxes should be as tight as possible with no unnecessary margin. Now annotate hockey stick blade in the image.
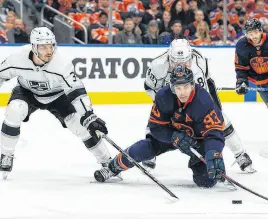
[102,135,179,200]
[190,147,268,201]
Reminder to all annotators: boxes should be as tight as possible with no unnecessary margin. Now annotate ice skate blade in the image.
[223,180,237,191]
[2,172,8,180]
[244,165,257,174]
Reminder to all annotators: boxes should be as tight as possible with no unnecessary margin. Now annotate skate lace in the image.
[99,167,113,180]
[236,153,249,166]
[2,155,12,166]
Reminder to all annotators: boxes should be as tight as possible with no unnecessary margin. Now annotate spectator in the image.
[185,0,199,24]
[143,20,160,44]
[232,10,247,39]
[160,20,184,44]
[114,17,143,44]
[0,0,15,24]
[209,0,223,26]
[199,0,217,15]
[42,0,60,23]
[231,0,246,16]
[184,9,204,37]
[132,10,147,36]
[250,0,268,22]
[170,0,187,26]
[90,12,119,43]
[6,19,28,43]
[211,20,236,45]
[143,0,162,25]
[0,28,7,43]
[69,0,92,13]
[0,10,16,31]
[58,0,72,14]
[120,0,145,19]
[94,0,123,27]
[162,0,176,11]
[158,10,171,34]
[188,20,211,45]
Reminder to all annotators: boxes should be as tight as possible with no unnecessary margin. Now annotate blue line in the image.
[0,43,236,48]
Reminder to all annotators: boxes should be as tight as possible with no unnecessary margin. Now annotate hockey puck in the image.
[232,200,242,204]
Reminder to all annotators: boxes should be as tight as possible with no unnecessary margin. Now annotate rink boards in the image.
[0,44,262,105]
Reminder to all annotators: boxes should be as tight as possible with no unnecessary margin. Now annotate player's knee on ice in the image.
[119,137,175,169]
[190,161,216,188]
[122,139,157,168]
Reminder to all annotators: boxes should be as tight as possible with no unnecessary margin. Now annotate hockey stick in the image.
[217,87,268,92]
[190,147,268,202]
[102,135,179,200]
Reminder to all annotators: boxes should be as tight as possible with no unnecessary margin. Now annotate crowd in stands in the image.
[0,0,267,45]
[0,0,29,43]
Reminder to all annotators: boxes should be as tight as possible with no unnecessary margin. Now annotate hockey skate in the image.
[142,157,156,171]
[100,159,123,181]
[232,152,256,173]
[0,154,14,180]
[94,166,119,182]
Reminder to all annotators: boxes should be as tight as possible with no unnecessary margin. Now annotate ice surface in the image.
[0,103,268,219]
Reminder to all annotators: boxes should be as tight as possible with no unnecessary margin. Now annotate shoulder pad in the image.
[150,53,170,79]
[47,48,74,76]
[192,49,204,59]
[155,85,175,113]
[236,36,248,48]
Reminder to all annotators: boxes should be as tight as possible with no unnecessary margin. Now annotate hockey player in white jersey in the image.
[142,39,255,173]
[0,27,112,178]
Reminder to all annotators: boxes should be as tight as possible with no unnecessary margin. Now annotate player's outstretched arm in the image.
[60,63,108,135]
[195,98,225,181]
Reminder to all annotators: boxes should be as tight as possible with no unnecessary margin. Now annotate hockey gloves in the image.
[80,110,108,134]
[205,150,225,182]
[236,78,248,95]
[171,131,197,156]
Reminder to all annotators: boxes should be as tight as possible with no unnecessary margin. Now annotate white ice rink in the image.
[0,103,268,219]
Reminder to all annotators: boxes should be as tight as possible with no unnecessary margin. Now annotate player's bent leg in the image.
[64,113,111,165]
[0,100,28,173]
[142,129,157,170]
[190,161,216,188]
[222,112,255,173]
[94,138,158,182]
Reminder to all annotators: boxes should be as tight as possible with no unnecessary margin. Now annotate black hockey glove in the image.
[205,150,225,182]
[171,131,197,156]
[236,78,249,95]
[80,111,108,135]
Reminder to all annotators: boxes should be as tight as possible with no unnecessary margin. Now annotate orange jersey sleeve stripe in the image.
[201,126,224,137]
[248,77,268,85]
[235,64,250,70]
[149,117,170,125]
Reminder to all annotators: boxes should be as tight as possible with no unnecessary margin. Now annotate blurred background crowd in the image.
[0,0,267,45]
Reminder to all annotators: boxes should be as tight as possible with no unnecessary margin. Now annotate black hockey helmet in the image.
[170,66,194,87]
[244,18,262,33]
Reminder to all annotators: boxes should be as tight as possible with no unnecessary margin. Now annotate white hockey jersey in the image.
[0,45,91,113]
[145,49,211,100]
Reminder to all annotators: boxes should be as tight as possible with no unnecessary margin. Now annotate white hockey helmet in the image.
[30,27,57,61]
[168,39,192,67]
